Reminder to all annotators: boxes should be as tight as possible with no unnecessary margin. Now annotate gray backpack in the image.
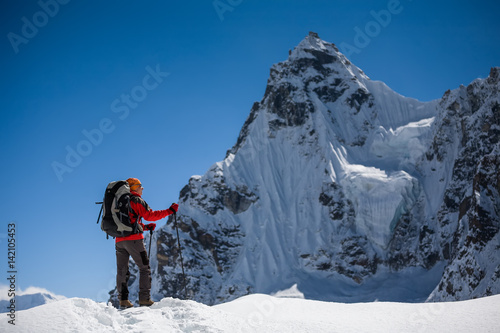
[96,180,141,238]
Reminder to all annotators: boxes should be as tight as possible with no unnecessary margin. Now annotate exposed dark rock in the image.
[345,88,373,113]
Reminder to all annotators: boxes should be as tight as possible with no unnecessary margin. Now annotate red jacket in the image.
[115,191,173,243]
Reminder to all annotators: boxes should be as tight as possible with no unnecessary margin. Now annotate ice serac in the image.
[111,33,499,305]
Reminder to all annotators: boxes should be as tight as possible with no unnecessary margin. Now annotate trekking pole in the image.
[148,229,153,258]
[173,212,188,300]
[95,202,103,224]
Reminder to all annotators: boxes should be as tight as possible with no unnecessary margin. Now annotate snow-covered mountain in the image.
[0,291,66,312]
[113,32,499,305]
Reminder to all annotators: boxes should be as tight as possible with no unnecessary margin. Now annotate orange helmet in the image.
[127,178,142,191]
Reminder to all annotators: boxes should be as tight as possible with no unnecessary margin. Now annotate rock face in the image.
[426,68,500,301]
[111,33,499,305]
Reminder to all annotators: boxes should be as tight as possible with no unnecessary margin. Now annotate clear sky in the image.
[1,0,499,301]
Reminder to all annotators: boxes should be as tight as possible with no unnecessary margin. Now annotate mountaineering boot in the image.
[120,300,134,309]
[139,299,154,307]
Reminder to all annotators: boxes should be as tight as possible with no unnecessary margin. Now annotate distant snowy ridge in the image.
[0,290,66,313]
[112,32,499,305]
[3,294,500,332]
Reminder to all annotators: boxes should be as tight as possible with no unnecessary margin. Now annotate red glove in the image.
[168,203,179,214]
[145,223,156,231]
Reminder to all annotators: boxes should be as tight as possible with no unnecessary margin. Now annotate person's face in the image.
[133,184,143,195]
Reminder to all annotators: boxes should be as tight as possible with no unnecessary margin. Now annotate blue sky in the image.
[1,0,499,301]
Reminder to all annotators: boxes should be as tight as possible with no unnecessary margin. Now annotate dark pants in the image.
[116,240,151,301]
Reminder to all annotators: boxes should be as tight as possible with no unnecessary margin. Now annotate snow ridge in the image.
[0,291,66,313]
[5,294,500,332]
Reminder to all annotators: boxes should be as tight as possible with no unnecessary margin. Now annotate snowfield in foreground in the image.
[3,293,499,332]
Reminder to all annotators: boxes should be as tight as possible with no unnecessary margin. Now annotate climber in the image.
[116,177,179,308]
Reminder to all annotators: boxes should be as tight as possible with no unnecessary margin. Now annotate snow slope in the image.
[3,294,499,333]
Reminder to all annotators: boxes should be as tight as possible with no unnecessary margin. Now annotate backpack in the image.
[96,180,142,238]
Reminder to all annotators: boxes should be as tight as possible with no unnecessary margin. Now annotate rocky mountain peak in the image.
[488,66,499,84]
[111,35,499,306]
[286,32,361,79]
[293,31,336,53]
[227,33,376,157]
